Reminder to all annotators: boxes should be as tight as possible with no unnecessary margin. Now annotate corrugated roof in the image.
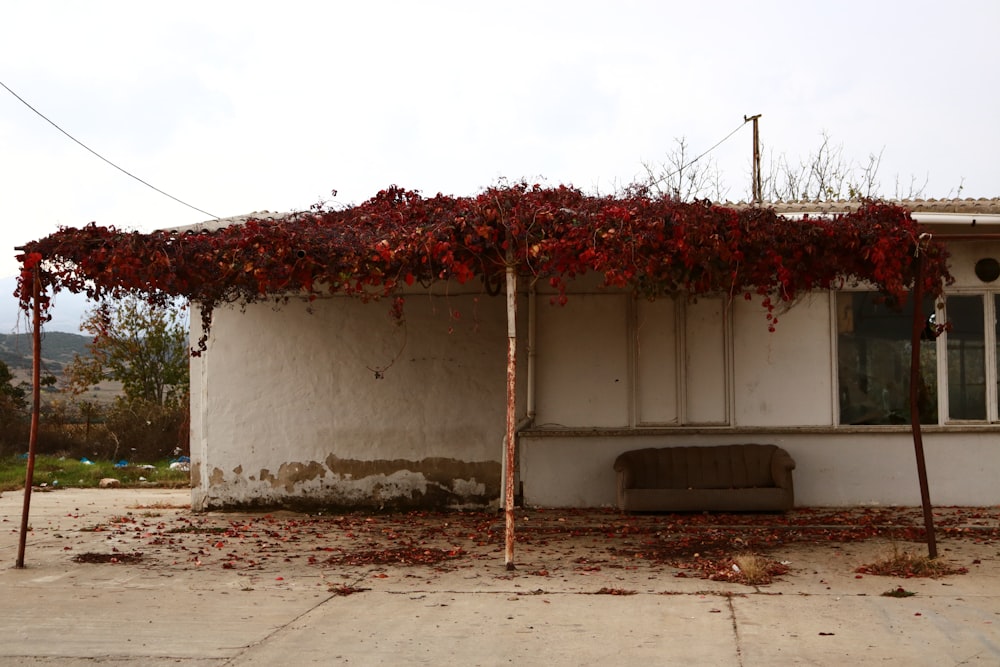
[169,211,289,233]
[730,198,1000,216]
[178,199,1000,232]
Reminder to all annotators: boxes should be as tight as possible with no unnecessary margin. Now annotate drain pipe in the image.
[501,280,537,508]
[525,279,537,424]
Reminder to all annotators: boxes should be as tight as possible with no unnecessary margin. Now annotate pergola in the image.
[13,183,953,567]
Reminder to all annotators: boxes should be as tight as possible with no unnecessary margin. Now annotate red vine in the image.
[14,184,951,352]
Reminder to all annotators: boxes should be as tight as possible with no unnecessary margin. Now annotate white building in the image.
[188,200,1000,511]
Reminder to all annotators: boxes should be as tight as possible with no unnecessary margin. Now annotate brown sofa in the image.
[613,444,795,512]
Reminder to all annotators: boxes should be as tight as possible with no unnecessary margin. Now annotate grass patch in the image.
[731,552,780,586]
[0,455,190,492]
[671,551,790,585]
[856,544,968,578]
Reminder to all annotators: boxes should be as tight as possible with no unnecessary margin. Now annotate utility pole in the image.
[16,265,41,568]
[744,114,762,204]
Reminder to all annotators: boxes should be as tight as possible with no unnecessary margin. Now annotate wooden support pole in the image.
[16,269,42,568]
[503,261,517,570]
[908,250,938,559]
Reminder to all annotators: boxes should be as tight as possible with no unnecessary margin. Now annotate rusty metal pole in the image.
[16,269,42,568]
[503,259,518,570]
[908,250,938,559]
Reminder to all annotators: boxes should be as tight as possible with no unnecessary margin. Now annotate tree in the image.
[640,136,728,202]
[0,360,28,452]
[642,130,940,203]
[761,131,891,202]
[65,297,189,407]
[0,360,27,411]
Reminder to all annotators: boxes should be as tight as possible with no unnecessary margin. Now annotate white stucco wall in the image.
[519,430,1000,507]
[732,293,834,427]
[190,289,510,510]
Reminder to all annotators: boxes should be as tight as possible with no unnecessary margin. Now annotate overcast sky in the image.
[2,0,998,280]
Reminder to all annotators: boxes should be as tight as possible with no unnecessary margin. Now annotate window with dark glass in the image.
[837,292,938,425]
[946,295,986,420]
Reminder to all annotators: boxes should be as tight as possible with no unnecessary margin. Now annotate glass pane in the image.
[947,295,986,420]
[837,292,937,425]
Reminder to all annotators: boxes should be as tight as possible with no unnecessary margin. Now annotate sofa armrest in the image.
[770,448,796,490]
[613,455,636,510]
[613,456,635,487]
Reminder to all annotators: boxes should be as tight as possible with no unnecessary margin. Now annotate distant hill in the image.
[0,275,94,334]
[0,331,91,372]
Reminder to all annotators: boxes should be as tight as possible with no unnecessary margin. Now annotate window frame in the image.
[937,289,1000,424]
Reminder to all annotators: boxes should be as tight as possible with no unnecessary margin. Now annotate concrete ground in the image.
[1,487,999,666]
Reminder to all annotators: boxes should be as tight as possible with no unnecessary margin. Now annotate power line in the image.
[649,118,751,194]
[0,79,220,220]
[686,119,749,170]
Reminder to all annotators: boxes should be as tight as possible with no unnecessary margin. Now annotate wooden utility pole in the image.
[908,247,938,559]
[16,268,42,568]
[744,114,762,204]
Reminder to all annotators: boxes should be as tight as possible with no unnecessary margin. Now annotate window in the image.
[838,290,1000,425]
[946,295,987,420]
[938,292,1000,423]
[836,292,938,425]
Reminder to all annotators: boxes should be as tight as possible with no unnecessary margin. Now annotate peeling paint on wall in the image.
[324,455,496,491]
[260,461,328,492]
[196,455,500,512]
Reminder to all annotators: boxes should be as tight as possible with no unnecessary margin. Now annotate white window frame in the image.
[938,290,1000,424]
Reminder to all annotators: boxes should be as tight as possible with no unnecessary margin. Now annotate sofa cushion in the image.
[621,487,792,513]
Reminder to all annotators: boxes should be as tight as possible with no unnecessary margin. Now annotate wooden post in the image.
[16,269,42,568]
[744,114,762,204]
[908,249,938,559]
